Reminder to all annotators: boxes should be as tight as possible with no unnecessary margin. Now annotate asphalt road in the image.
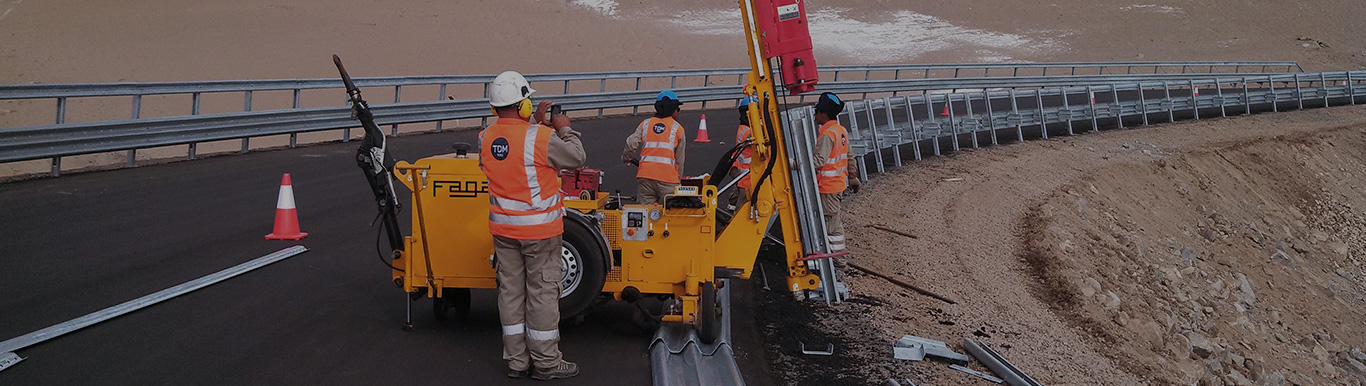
[0,107,759,385]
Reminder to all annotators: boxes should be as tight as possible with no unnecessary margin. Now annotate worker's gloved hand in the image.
[848,178,861,194]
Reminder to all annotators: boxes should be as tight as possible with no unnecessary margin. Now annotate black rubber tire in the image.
[560,219,608,322]
[433,293,450,321]
[696,282,721,344]
[448,288,471,321]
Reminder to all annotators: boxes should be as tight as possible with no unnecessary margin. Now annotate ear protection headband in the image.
[490,99,535,120]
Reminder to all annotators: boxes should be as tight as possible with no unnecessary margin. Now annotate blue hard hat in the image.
[739,96,757,107]
[656,90,680,102]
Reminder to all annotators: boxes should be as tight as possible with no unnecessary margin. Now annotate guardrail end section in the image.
[0,352,23,372]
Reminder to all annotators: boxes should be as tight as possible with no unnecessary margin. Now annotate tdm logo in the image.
[433,179,488,198]
[652,123,667,134]
[490,137,510,160]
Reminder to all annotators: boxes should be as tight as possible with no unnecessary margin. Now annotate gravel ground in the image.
[759,105,1366,385]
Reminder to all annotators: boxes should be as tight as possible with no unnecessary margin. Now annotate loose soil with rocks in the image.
[757,105,1366,385]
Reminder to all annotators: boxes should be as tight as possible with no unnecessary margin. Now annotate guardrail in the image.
[0,61,1312,177]
[791,71,1362,178]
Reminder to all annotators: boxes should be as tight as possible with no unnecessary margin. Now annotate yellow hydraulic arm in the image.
[713,0,823,295]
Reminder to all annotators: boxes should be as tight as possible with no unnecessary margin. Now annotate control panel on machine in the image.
[621,207,657,241]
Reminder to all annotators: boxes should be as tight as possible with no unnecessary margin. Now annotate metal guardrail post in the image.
[1267,76,1278,113]
[1320,73,1329,107]
[1189,79,1199,120]
[240,91,253,155]
[1242,77,1251,114]
[1350,73,1357,105]
[1035,87,1047,140]
[964,92,978,148]
[924,91,940,156]
[1137,82,1149,125]
[861,102,885,173]
[901,96,921,160]
[947,94,960,151]
[1009,89,1023,142]
[1162,82,1175,122]
[435,84,446,132]
[128,95,142,168]
[1293,74,1305,110]
[985,90,998,145]
[482,83,490,127]
[1215,80,1227,117]
[391,86,402,136]
[1088,85,1098,132]
[633,78,643,115]
[1061,87,1074,135]
[881,97,901,167]
[1111,85,1124,128]
[51,97,67,177]
[599,79,608,118]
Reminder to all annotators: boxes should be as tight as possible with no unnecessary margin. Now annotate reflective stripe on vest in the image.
[480,118,565,240]
[816,120,849,194]
[734,124,752,188]
[637,117,683,184]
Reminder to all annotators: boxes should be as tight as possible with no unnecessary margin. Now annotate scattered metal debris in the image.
[903,378,919,386]
[758,264,771,291]
[894,335,971,363]
[800,342,835,356]
[950,364,1004,384]
[869,224,920,239]
[942,177,965,182]
[963,338,1043,386]
[847,263,958,304]
[887,379,902,386]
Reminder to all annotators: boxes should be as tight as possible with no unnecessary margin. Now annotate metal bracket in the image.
[894,335,971,363]
[800,342,835,356]
[950,364,1004,384]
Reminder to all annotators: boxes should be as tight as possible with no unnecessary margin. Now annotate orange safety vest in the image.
[479,118,565,240]
[733,124,752,188]
[635,117,685,184]
[816,120,849,194]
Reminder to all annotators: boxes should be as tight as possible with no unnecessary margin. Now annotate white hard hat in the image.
[489,71,536,107]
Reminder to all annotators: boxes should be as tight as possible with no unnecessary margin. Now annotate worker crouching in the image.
[811,92,860,267]
[624,90,688,205]
[479,71,586,380]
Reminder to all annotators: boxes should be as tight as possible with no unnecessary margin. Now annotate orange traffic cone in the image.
[694,114,712,143]
[265,173,308,240]
[940,104,950,116]
[1193,85,1200,96]
[1088,90,1096,105]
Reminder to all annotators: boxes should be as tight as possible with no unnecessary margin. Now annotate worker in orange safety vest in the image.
[479,70,586,381]
[811,92,860,267]
[623,90,688,204]
[729,95,757,210]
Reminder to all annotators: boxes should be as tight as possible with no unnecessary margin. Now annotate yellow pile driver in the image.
[338,0,839,343]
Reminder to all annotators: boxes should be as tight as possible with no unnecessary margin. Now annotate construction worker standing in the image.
[479,71,585,381]
[623,90,687,205]
[811,92,860,265]
[729,96,757,210]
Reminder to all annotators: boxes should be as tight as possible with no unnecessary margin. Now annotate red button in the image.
[626,229,636,236]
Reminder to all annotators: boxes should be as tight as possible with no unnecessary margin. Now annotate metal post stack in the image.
[781,107,848,303]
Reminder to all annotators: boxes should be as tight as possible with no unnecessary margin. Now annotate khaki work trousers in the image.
[820,193,846,252]
[637,178,679,205]
[493,235,564,371]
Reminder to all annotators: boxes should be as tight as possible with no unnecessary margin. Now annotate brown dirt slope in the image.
[786,105,1366,385]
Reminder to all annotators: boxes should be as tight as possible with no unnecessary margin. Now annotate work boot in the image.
[531,360,579,380]
[507,368,530,379]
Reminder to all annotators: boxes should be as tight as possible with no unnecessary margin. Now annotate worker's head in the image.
[654,90,682,118]
[489,71,536,119]
[813,92,843,124]
[737,96,756,126]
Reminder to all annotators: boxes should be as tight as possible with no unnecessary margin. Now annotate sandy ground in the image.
[1,0,1364,177]
[758,105,1366,385]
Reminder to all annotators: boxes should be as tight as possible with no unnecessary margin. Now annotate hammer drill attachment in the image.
[334,55,405,254]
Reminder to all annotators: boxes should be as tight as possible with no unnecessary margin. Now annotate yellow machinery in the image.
[338,0,828,342]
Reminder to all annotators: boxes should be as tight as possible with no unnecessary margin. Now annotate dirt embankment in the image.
[760,105,1366,385]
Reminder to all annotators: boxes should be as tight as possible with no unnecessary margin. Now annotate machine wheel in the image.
[696,282,722,344]
[560,219,607,322]
[433,288,471,321]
